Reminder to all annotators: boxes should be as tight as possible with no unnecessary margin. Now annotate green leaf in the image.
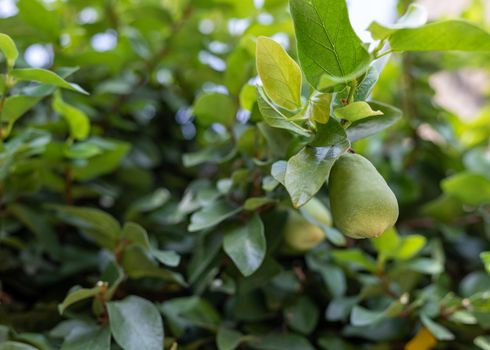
[304,91,332,124]
[217,328,243,350]
[122,222,151,249]
[58,284,104,314]
[2,95,42,124]
[388,20,490,52]
[284,296,319,334]
[368,4,428,40]
[350,305,385,326]
[441,172,490,206]
[257,86,311,137]
[61,326,110,350]
[481,252,490,274]
[193,92,236,126]
[8,203,60,258]
[252,333,315,350]
[346,101,402,142]
[188,200,241,232]
[290,0,371,88]
[421,315,455,341]
[151,250,181,267]
[475,336,490,350]
[12,68,88,94]
[284,147,336,207]
[326,297,358,321]
[284,121,349,207]
[18,0,61,41]
[160,296,221,333]
[334,101,383,123]
[351,302,404,327]
[355,66,379,101]
[396,235,426,260]
[0,33,18,67]
[406,258,443,274]
[271,160,287,186]
[256,36,302,111]
[107,296,164,350]
[121,245,186,285]
[52,205,121,249]
[0,342,37,350]
[331,249,376,272]
[53,92,90,141]
[244,197,276,210]
[73,138,130,181]
[224,214,266,277]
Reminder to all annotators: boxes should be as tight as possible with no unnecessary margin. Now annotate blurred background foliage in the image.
[0,0,489,349]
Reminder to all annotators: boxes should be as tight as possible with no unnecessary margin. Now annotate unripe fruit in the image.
[283,198,331,252]
[328,153,399,239]
[302,197,332,227]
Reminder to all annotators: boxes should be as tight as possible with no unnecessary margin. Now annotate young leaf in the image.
[346,101,402,142]
[256,86,311,137]
[0,33,18,67]
[223,214,266,277]
[389,20,490,52]
[256,36,302,111]
[290,0,371,88]
[334,101,383,123]
[53,92,90,141]
[480,252,490,274]
[304,91,332,124]
[107,296,164,350]
[12,68,88,94]
[58,284,104,314]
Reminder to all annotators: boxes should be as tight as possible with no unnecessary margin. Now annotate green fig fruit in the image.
[283,198,332,251]
[328,153,399,239]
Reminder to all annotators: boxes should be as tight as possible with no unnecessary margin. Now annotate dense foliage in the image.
[0,0,489,349]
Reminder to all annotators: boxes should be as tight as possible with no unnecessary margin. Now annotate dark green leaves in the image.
[224,214,266,276]
[256,36,302,111]
[0,33,18,67]
[290,0,371,88]
[58,284,105,314]
[52,206,121,249]
[107,296,164,350]
[283,118,350,207]
[61,326,110,350]
[188,200,241,232]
